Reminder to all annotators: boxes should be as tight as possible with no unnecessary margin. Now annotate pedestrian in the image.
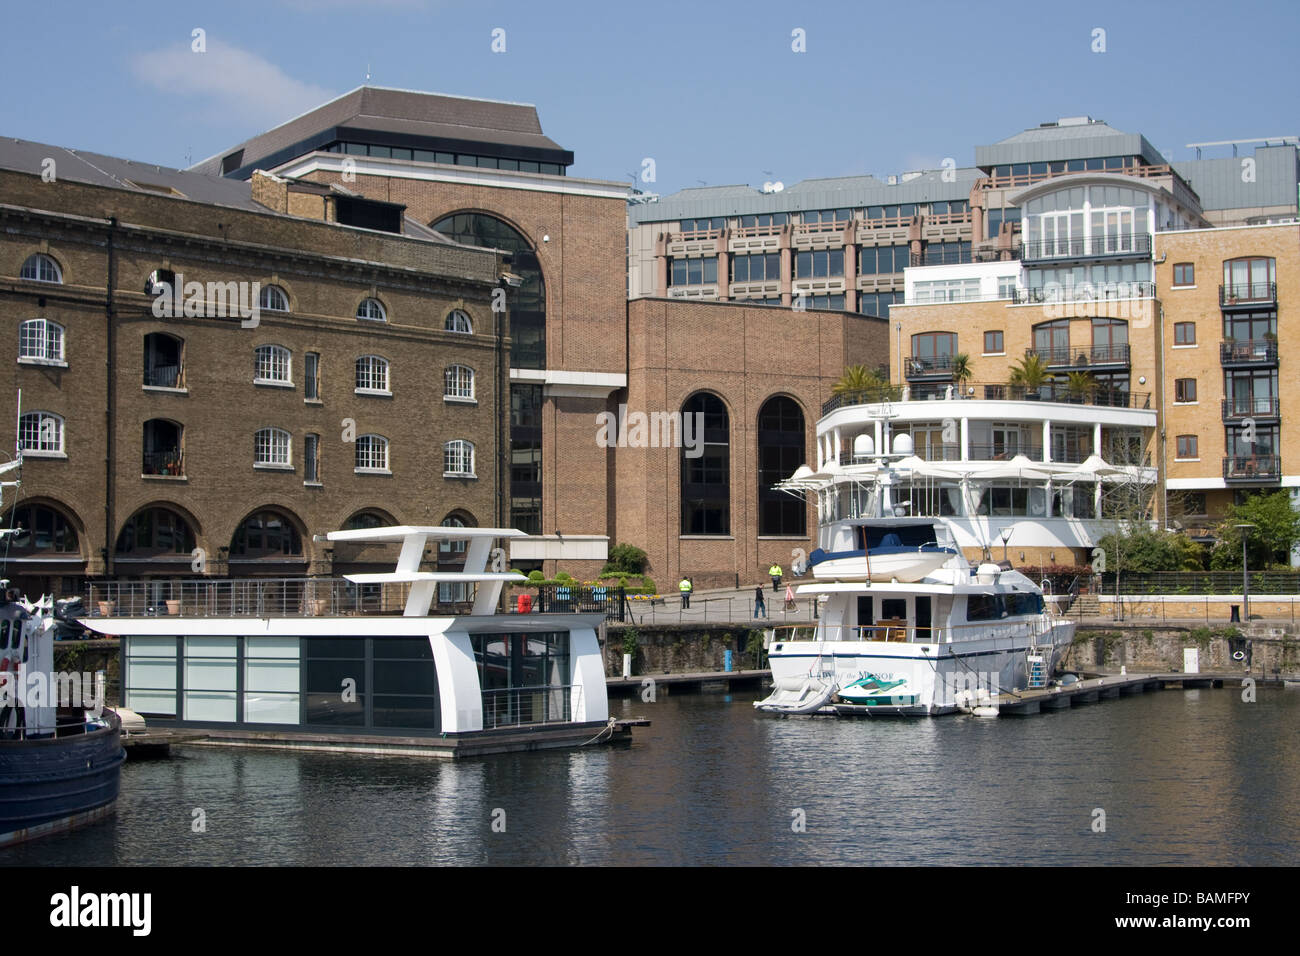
[784,583,796,611]
[678,575,693,609]
[754,586,767,619]
[769,563,783,593]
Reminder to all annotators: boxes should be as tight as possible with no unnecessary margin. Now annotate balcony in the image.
[966,443,1045,461]
[1223,455,1282,482]
[1025,344,1131,370]
[1220,282,1276,309]
[822,381,1152,415]
[904,355,957,381]
[143,449,184,477]
[910,247,1021,267]
[1222,397,1280,422]
[1219,340,1277,367]
[1012,281,1155,305]
[143,364,182,388]
[1020,233,1152,264]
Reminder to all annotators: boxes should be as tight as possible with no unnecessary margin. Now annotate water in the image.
[6,685,1298,866]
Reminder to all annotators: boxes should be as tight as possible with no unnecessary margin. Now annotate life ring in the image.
[1232,650,1246,661]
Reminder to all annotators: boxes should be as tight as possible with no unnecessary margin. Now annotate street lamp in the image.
[1235,523,1255,622]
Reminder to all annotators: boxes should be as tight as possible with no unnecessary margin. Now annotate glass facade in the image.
[472,631,570,728]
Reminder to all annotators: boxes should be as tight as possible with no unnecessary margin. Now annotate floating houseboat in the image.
[82,526,629,758]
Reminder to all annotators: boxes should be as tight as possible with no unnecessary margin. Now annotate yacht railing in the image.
[480,684,579,729]
[769,617,1055,645]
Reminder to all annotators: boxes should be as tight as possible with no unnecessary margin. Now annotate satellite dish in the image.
[892,433,914,456]
[761,181,785,193]
[853,434,874,459]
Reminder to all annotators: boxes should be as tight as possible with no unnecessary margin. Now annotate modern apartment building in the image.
[0,139,507,598]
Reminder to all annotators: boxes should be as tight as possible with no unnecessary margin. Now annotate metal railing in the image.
[88,578,413,617]
[1012,281,1155,304]
[1219,340,1277,364]
[976,163,1176,191]
[1101,570,1300,596]
[142,449,183,476]
[1026,344,1131,367]
[965,443,1045,461]
[1220,282,1277,307]
[1021,233,1152,261]
[910,247,1020,267]
[768,616,1054,645]
[480,685,575,728]
[1223,455,1282,481]
[509,585,626,621]
[904,355,958,378]
[1222,397,1280,420]
[823,381,1151,415]
[143,365,182,388]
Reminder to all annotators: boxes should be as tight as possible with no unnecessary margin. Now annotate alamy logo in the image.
[0,667,105,715]
[595,404,705,458]
[151,272,261,328]
[49,886,151,936]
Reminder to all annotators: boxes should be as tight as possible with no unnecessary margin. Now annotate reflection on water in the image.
[5,686,1298,865]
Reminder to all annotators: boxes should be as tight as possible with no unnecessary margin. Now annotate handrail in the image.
[768,616,1053,644]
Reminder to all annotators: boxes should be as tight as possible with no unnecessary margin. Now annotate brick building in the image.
[0,140,507,598]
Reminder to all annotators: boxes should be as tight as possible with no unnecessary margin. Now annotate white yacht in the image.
[82,525,625,758]
[756,516,1074,716]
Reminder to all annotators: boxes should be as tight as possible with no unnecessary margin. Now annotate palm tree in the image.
[1065,370,1095,403]
[950,352,973,389]
[832,364,897,399]
[1008,353,1051,388]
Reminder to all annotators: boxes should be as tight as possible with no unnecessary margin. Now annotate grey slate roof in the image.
[0,136,261,210]
[975,119,1166,169]
[1174,145,1300,212]
[628,167,983,225]
[189,86,570,176]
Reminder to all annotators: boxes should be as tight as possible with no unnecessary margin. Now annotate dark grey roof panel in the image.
[189,86,568,176]
[629,168,982,225]
[976,120,1166,169]
[0,137,261,209]
[1174,146,1300,211]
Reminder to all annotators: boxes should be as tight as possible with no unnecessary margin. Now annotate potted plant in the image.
[165,599,181,615]
[1009,353,1052,400]
[98,600,116,616]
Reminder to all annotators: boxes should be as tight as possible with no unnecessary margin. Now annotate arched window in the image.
[254,344,292,384]
[356,298,386,322]
[439,514,468,555]
[438,513,474,604]
[430,213,545,368]
[355,434,389,473]
[115,506,196,556]
[444,309,473,334]
[355,355,390,394]
[230,510,303,558]
[443,440,475,477]
[18,319,64,363]
[143,332,183,388]
[444,365,475,400]
[254,427,292,467]
[757,397,806,536]
[19,253,62,284]
[3,503,79,555]
[910,331,958,374]
[343,510,394,530]
[681,392,729,535]
[142,419,183,475]
[19,411,64,455]
[260,284,289,312]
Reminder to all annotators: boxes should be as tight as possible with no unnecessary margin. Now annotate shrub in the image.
[527,570,545,583]
[603,543,648,575]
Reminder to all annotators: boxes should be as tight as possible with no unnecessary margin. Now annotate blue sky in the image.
[1,0,1297,195]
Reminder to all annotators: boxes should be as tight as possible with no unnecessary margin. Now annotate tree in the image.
[1065,370,1095,402]
[1207,491,1300,570]
[1008,353,1052,391]
[1096,527,1205,572]
[950,352,973,387]
[602,543,648,575]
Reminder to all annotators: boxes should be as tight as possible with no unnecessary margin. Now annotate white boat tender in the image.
[754,675,838,714]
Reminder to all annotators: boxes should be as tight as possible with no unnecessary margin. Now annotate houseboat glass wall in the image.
[471,631,570,728]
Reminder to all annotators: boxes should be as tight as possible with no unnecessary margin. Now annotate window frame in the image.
[356,298,387,322]
[259,285,289,312]
[1174,378,1197,404]
[443,440,476,477]
[254,427,293,469]
[354,434,390,474]
[19,411,65,456]
[1173,322,1197,346]
[982,330,1004,355]
[1172,262,1195,287]
[304,352,321,401]
[19,253,62,284]
[354,355,391,395]
[444,364,476,402]
[254,344,293,386]
[303,433,321,485]
[444,309,474,334]
[1175,434,1199,460]
[18,318,66,364]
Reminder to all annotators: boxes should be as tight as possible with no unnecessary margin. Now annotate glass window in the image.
[259,285,289,312]
[1173,263,1195,286]
[445,309,473,333]
[355,435,389,472]
[254,427,292,467]
[444,365,475,400]
[304,352,320,400]
[19,254,62,283]
[304,434,319,483]
[356,298,386,322]
[681,392,729,535]
[355,355,390,393]
[1175,379,1197,403]
[18,318,64,362]
[1176,435,1198,459]
[19,411,63,454]
[254,345,292,384]
[1174,322,1196,345]
[444,440,475,476]
[757,397,806,536]
[984,330,1004,354]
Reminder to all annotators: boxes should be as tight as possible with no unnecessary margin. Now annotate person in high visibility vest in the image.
[678,577,693,609]
[769,563,783,593]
